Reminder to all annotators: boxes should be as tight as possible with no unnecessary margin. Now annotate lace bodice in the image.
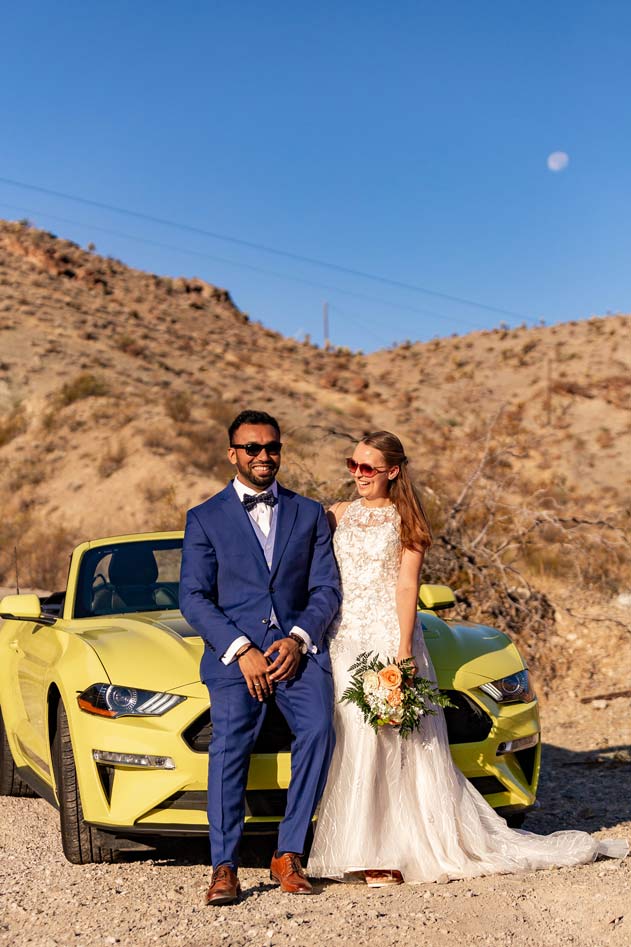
[328,500,402,653]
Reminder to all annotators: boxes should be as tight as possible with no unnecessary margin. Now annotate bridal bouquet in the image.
[341,651,453,739]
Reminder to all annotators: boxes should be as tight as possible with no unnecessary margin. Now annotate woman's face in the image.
[349,442,397,501]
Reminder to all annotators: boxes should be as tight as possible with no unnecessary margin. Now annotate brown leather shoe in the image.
[206,864,241,905]
[270,852,313,894]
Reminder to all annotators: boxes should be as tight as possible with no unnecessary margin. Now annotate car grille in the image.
[183,697,294,754]
[467,775,506,795]
[183,689,491,754]
[442,690,492,744]
[155,788,287,817]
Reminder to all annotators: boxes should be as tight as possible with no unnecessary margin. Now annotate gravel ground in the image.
[1,696,629,947]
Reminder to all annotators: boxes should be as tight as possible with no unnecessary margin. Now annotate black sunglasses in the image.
[230,441,283,457]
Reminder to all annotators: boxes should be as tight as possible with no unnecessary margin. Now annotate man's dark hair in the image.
[228,410,281,444]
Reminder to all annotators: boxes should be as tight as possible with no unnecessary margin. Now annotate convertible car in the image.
[0,531,540,864]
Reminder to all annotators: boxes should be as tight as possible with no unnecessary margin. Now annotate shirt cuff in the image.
[221,635,251,665]
[289,625,317,654]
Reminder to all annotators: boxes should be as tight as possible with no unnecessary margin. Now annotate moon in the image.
[547,151,569,172]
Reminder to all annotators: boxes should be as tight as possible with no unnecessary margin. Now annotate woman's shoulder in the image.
[326,500,354,531]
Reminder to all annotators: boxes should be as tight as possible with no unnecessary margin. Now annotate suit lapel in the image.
[270,486,298,578]
[218,484,269,573]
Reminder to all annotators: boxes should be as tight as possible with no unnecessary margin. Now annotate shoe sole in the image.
[206,886,241,906]
[269,871,313,894]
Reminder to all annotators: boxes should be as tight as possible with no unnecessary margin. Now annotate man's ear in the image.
[227,447,237,466]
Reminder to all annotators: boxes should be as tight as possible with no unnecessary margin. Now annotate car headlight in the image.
[78,684,186,718]
[479,670,535,703]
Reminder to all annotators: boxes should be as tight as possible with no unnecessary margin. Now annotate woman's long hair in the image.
[360,431,432,552]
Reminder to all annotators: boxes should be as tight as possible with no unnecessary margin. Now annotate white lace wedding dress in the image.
[307,500,627,883]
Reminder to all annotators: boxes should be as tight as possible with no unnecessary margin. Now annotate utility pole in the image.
[323,301,330,350]
[545,355,552,426]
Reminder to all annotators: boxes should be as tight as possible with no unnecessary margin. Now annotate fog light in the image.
[92,749,176,769]
[496,733,539,755]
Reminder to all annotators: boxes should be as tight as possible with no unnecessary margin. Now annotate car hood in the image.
[77,613,204,691]
[422,612,525,688]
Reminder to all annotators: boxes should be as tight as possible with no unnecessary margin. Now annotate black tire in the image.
[0,708,37,797]
[52,703,115,864]
[506,812,526,829]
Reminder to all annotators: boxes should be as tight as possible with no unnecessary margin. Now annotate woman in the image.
[307,431,627,886]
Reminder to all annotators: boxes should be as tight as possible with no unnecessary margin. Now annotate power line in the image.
[0,201,492,333]
[0,175,536,324]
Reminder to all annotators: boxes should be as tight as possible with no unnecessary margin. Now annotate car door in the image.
[12,620,62,783]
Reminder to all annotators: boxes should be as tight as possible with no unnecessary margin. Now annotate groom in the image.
[180,409,340,905]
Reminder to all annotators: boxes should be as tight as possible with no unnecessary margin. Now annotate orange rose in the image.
[378,665,403,690]
[386,687,403,707]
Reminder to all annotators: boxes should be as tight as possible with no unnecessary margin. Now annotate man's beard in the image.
[238,459,278,488]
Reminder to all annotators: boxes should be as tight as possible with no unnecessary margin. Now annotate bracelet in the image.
[289,633,308,655]
[236,642,254,660]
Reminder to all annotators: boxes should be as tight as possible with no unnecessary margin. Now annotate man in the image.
[179,409,340,905]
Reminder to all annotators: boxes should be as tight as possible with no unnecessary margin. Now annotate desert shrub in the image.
[0,405,27,447]
[97,443,127,478]
[165,390,191,423]
[115,333,145,357]
[0,516,77,590]
[57,372,108,406]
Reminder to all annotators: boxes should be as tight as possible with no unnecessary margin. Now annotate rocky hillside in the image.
[1,219,629,682]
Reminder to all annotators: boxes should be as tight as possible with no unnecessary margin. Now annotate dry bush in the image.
[115,333,145,357]
[97,442,127,478]
[142,482,184,531]
[57,372,109,406]
[165,390,191,423]
[0,405,27,447]
[0,516,77,590]
[174,421,233,479]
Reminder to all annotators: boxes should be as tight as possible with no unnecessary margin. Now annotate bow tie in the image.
[242,491,278,512]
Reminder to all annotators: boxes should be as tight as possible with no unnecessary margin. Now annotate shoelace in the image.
[213,865,234,882]
[287,854,306,877]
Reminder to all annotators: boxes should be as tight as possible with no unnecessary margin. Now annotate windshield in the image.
[75,539,183,618]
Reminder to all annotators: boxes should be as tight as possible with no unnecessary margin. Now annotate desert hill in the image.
[1,219,629,687]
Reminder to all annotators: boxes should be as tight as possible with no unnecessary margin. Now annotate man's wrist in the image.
[236,642,255,660]
[288,633,308,655]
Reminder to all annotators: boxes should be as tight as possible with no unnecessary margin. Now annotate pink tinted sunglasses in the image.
[346,458,389,478]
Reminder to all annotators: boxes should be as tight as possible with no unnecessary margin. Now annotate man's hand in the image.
[264,637,302,683]
[238,647,274,701]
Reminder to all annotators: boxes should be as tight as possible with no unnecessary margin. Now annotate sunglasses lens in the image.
[243,441,282,456]
[346,459,378,477]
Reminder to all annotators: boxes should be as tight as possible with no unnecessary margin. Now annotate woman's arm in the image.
[395,546,425,661]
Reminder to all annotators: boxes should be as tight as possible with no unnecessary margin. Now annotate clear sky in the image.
[1,1,629,351]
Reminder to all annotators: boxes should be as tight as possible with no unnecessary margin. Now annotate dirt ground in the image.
[1,691,629,947]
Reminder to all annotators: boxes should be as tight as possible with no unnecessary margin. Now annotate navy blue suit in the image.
[179,482,341,868]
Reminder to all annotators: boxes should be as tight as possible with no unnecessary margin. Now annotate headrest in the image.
[109,547,159,586]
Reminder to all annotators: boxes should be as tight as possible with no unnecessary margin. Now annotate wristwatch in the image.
[289,633,308,655]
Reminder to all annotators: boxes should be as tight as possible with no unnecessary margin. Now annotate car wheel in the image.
[0,708,37,797]
[52,703,115,864]
[506,812,526,829]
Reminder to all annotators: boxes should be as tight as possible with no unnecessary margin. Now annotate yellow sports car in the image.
[0,531,540,864]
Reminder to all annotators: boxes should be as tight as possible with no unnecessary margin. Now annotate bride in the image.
[307,430,627,886]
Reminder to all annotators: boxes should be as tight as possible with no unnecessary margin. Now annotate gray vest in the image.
[249,510,279,627]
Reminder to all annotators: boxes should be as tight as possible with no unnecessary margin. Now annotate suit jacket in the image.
[179,482,341,682]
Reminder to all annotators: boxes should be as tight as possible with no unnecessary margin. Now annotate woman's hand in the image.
[396,648,417,676]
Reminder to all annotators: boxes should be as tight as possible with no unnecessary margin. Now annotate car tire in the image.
[0,708,37,797]
[52,703,115,864]
[506,812,526,829]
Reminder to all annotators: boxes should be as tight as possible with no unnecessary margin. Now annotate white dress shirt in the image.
[220,477,315,664]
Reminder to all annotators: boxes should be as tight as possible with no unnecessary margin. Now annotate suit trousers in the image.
[205,630,335,869]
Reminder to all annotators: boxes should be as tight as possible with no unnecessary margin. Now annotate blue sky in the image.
[1,1,629,350]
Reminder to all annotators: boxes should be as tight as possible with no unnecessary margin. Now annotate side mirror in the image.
[418,584,456,611]
[0,594,54,625]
